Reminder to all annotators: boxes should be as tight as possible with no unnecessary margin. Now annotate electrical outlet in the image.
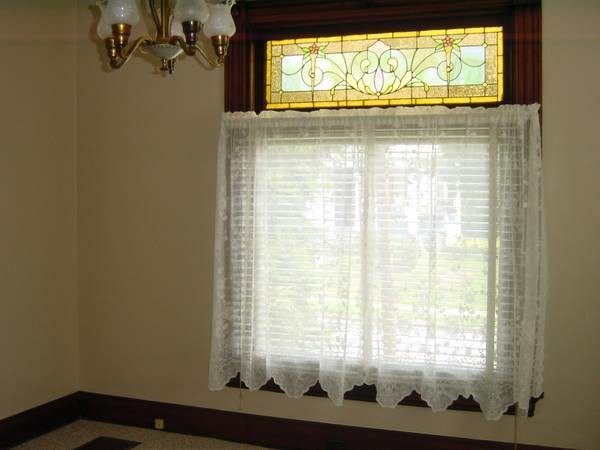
[154,418,165,430]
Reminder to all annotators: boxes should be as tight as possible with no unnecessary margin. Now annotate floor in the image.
[13,420,271,450]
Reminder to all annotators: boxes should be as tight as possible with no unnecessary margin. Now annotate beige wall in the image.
[537,0,600,447]
[0,0,590,448]
[0,0,79,419]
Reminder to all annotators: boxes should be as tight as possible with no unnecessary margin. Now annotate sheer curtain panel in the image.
[208,105,546,420]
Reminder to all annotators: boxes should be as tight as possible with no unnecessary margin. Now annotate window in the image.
[215,0,543,418]
[266,27,504,109]
[223,0,540,112]
[209,106,546,420]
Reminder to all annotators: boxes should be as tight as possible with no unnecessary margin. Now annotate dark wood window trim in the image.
[222,0,542,416]
[225,0,541,112]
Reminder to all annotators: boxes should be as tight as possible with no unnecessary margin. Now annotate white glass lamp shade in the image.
[104,0,140,25]
[96,15,113,39]
[203,2,236,38]
[95,3,113,38]
[174,0,209,23]
[170,19,185,37]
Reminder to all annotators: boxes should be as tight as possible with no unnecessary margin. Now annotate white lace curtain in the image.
[208,105,546,420]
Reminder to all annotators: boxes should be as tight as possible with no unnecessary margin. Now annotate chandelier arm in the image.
[169,35,223,68]
[193,43,224,69]
[110,36,154,69]
[160,0,170,39]
[148,0,161,32]
[170,36,197,57]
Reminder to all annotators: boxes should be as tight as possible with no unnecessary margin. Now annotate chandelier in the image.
[96,0,236,74]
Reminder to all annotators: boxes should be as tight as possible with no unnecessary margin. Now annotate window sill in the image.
[226,375,542,417]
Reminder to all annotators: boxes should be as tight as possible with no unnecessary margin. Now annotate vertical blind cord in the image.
[239,321,245,448]
[239,374,248,449]
[513,405,519,450]
[239,386,247,450]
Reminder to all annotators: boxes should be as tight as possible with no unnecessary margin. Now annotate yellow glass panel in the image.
[498,77,504,101]
[313,91,336,102]
[317,36,341,43]
[266,26,504,109]
[419,29,446,36]
[388,36,419,49]
[485,34,497,47]
[271,66,282,92]
[367,32,393,39]
[342,39,376,52]
[417,36,435,48]
[450,85,485,98]
[272,39,295,46]
[265,60,271,81]
[315,101,340,107]
[342,34,367,41]
[267,103,290,110]
[389,99,413,106]
[411,85,428,99]
[346,100,365,107]
[282,44,300,56]
[478,96,500,103]
[323,42,342,53]
[461,34,485,46]
[443,97,471,104]
[364,99,389,106]
[291,102,318,109]
[393,31,417,38]
[486,47,498,81]
[497,32,504,55]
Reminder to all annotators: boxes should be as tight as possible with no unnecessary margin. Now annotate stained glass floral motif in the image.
[266,27,503,109]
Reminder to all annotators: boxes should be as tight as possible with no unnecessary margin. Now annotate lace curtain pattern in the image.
[208,105,546,420]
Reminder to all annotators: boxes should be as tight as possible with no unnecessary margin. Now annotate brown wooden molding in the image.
[0,393,80,449]
[226,0,541,111]
[513,2,542,104]
[79,391,568,450]
[225,375,543,417]
[0,392,567,450]
[243,0,529,27]
[225,0,251,112]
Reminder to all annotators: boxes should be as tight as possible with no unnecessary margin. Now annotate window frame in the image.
[222,0,542,416]
[225,0,540,112]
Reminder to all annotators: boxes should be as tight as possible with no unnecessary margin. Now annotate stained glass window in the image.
[265,27,503,109]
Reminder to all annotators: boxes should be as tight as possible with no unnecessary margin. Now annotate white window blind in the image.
[208,105,546,420]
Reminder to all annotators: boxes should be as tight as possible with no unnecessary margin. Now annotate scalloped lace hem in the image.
[209,370,536,421]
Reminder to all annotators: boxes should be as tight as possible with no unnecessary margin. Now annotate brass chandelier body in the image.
[102,0,232,74]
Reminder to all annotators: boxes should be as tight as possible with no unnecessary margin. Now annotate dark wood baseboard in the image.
[79,391,570,450]
[0,391,571,450]
[0,393,80,449]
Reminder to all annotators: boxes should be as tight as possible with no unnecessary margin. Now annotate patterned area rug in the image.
[72,436,141,450]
